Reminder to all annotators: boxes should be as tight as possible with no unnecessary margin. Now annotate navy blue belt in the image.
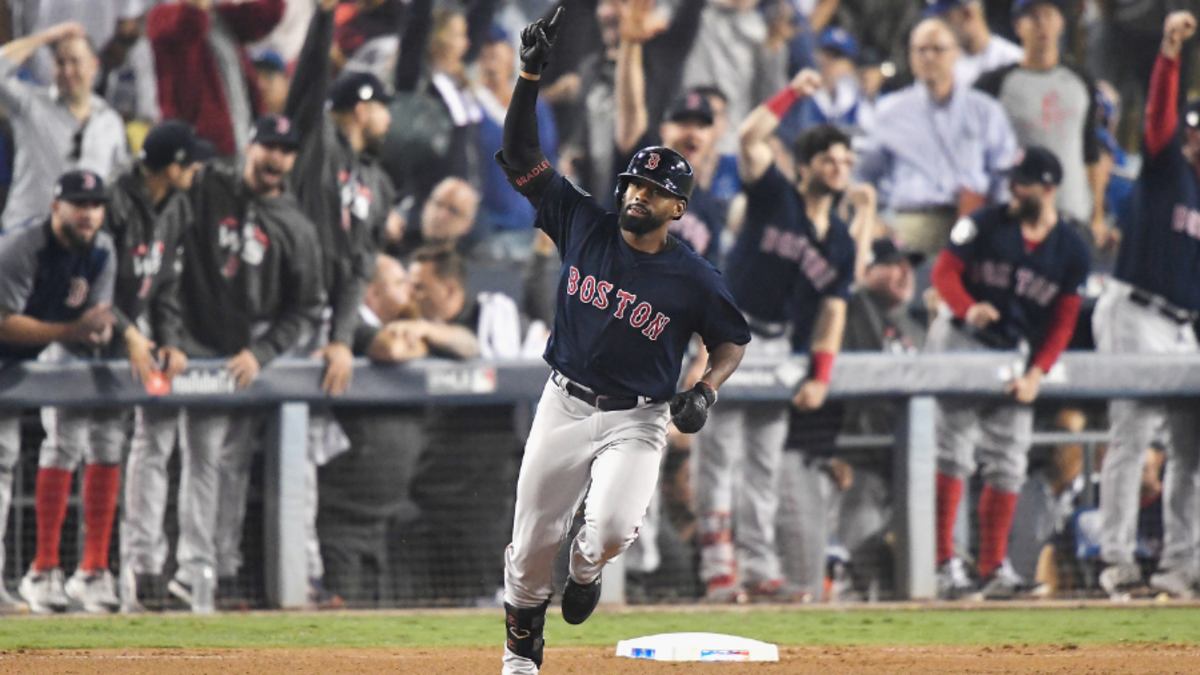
[1129,287,1198,326]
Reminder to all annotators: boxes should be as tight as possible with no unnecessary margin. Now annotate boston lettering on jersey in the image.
[725,166,850,326]
[565,266,671,340]
[949,204,1090,341]
[1116,137,1200,310]
[535,174,749,402]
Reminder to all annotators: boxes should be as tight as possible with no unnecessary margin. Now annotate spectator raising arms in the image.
[0,22,130,231]
[148,0,285,158]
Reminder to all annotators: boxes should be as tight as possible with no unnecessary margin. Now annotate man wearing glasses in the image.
[857,17,1018,257]
[0,23,129,231]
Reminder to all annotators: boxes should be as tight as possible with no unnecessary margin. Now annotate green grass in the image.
[2,607,1200,650]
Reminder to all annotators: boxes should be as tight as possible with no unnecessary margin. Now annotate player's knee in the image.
[982,470,1024,495]
[935,457,971,481]
[37,450,81,472]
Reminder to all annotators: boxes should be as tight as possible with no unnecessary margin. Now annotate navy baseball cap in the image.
[923,0,969,16]
[1184,99,1200,129]
[482,23,509,45]
[252,49,286,73]
[664,89,714,126]
[327,70,393,112]
[54,169,107,203]
[1012,0,1068,20]
[140,120,201,171]
[249,114,301,150]
[818,27,859,60]
[1009,146,1063,186]
[868,238,925,267]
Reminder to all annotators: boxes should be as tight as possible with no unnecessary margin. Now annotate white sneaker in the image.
[972,559,1024,601]
[0,585,29,615]
[936,557,975,599]
[19,568,69,614]
[1099,563,1144,599]
[65,569,121,613]
[1149,567,1197,600]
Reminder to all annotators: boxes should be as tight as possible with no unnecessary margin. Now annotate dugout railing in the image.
[0,352,1192,606]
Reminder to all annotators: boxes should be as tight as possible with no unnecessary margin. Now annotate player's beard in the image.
[801,175,844,201]
[619,204,667,235]
[61,222,94,252]
[1011,195,1043,223]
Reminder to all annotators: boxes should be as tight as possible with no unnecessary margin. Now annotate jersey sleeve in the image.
[945,211,984,261]
[823,228,856,302]
[533,173,608,254]
[0,230,37,315]
[742,164,792,205]
[697,268,751,350]
[88,236,118,308]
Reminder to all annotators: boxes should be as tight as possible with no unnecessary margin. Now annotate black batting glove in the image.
[670,381,717,434]
[520,6,564,76]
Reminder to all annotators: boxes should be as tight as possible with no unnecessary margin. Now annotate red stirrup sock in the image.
[32,467,73,572]
[935,473,964,566]
[976,484,1019,578]
[81,464,121,572]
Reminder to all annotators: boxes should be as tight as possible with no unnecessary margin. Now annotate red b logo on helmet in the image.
[646,152,660,170]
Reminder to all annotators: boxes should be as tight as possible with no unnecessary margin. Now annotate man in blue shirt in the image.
[0,170,117,614]
[857,17,1017,255]
[493,10,749,675]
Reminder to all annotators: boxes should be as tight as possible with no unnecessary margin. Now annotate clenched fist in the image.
[670,381,717,434]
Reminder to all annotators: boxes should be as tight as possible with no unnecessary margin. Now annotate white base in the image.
[615,632,779,662]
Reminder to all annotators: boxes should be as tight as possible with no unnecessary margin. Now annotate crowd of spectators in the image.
[0,0,1195,613]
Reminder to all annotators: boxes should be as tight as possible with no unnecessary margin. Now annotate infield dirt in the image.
[2,644,1198,674]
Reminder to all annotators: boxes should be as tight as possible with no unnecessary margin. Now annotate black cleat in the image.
[561,576,601,625]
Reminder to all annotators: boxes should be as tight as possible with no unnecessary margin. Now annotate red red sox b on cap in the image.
[54,169,108,203]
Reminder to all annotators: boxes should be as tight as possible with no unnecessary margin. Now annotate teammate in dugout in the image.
[115,121,214,612]
[928,146,1090,600]
[158,114,325,608]
[1095,11,1200,600]
[493,9,749,674]
[0,170,117,614]
[25,123,204,616]
[693,69,870,603]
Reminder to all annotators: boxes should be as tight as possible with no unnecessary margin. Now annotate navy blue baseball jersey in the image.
[1115,137,1200,310]
[667,184,724,267]
[0,219,116,360]
[726,166,855,345]
[948,204,1090,345]
[535,173,750,401]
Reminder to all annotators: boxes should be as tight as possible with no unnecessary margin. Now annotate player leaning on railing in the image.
[492,7,750,675]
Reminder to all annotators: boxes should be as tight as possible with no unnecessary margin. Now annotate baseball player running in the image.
[494,10,749,674]
[0,170,116,614]
[1096,11,1200,600]
[929,147,1090,600]
[693,69,865,603]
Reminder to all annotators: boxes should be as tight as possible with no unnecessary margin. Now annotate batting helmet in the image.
[615,146,695,202]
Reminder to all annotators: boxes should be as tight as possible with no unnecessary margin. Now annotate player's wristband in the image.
[809,351,835,385]
[765,87,800,119]
[696,380,717,405]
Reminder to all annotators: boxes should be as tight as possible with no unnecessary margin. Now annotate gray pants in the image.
[692,332,792,586]
[1094,279,1200,570]
[0,413,19,579]
[120,406,184,575]
[776,451,834,599]
[38,407,128,469]
[927,313,1032,493]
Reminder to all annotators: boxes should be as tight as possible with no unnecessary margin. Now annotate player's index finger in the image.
[548,6,564,31]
